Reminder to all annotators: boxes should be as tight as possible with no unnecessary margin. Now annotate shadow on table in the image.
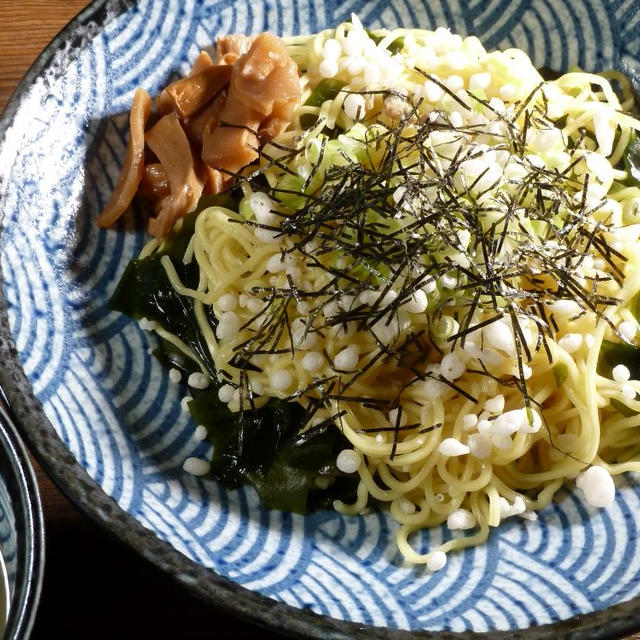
[31,501,286,640]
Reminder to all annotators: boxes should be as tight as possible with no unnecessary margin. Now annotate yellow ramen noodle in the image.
[134,17,640,569]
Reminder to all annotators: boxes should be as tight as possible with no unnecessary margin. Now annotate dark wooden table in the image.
[1,3,640,640]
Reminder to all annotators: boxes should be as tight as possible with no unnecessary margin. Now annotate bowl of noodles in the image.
[2,0,640,637]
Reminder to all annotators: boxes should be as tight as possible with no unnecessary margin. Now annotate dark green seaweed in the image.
[110,200,358,513]
[624,132,640,185]
[598,339,640,380]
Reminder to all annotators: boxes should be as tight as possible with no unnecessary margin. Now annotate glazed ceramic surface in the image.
[1,0,640,637]
[0,408,44,639]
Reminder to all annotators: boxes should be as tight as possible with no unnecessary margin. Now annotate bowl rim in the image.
[0,1,639,638]
[0,400,45,640]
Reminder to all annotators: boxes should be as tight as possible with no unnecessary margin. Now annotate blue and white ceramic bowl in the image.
[0,405,44,639]
[2,1,640,637]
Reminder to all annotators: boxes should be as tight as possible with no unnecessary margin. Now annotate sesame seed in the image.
[468,433,491,458]
[547,299,581,316]
[423,80,444,103]
[619,321,637,342]
[322,38,341,59]
[270,370,293,391]
[499,83,516,101]
[217,293,237,312]
[138,317,158,331]
[440,273,457,289]
[218,384,235,403]
[302,351,323,372]
[484,394,505,414]
[266,253,287,273]
[194,425,208,441]
[246,297,265,314]
[364,63,380,84]
[462,413,478,430]
[622,383,636,401]
[254,227,279,243]
[399,499,416,514]
[492,409,525,436]
[488,96,505,111]
[296,300,310,315]
[613,364,631,382]
[183,457,210,476]
[426,550,447,571]
[484,320,515,356]
[526,153,546,169]
[336,449,360,473]
[558,333,583,353]
[169,368,181,383]
[319,58,339,78]
[521,364,533,380]
[422,278,437,294]
[576,465,615,508]
[440,353,465,381]
[447,508,476,530]
[449,111,464,128]
[446,50,467,69]
[476,419,492,434]
[334,345,360,370]
[499,495,526,519]
[343,93,366,120]
[188,372,210,389]
[469,72,490,91]
[438,438,470,456]
[346,56,365,76]
[403,289,428,314]
[392,186,406,203]
[215,311,240,339]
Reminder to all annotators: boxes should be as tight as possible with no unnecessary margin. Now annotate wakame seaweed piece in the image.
[610,398,638,417]
[598,339,640,379]
[152,338,202,379]
[248,459,315,513]
[627,289,640,323]
[189,388,358,512]
[279,422,344,471]
[304,78,347,108]
[599,340,640,412]
[111,193,240,377]
[248,456,359,513]
[188,391,305,486]
[306,473,360,511]
[249,421,359,513]
[538,66,563,81]
[300,78,347,128]
[109,254,217,377]
[624,132,640,186]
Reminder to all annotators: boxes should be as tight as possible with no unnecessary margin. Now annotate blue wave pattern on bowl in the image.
[0,474,18,598]
[3,0,640,632]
